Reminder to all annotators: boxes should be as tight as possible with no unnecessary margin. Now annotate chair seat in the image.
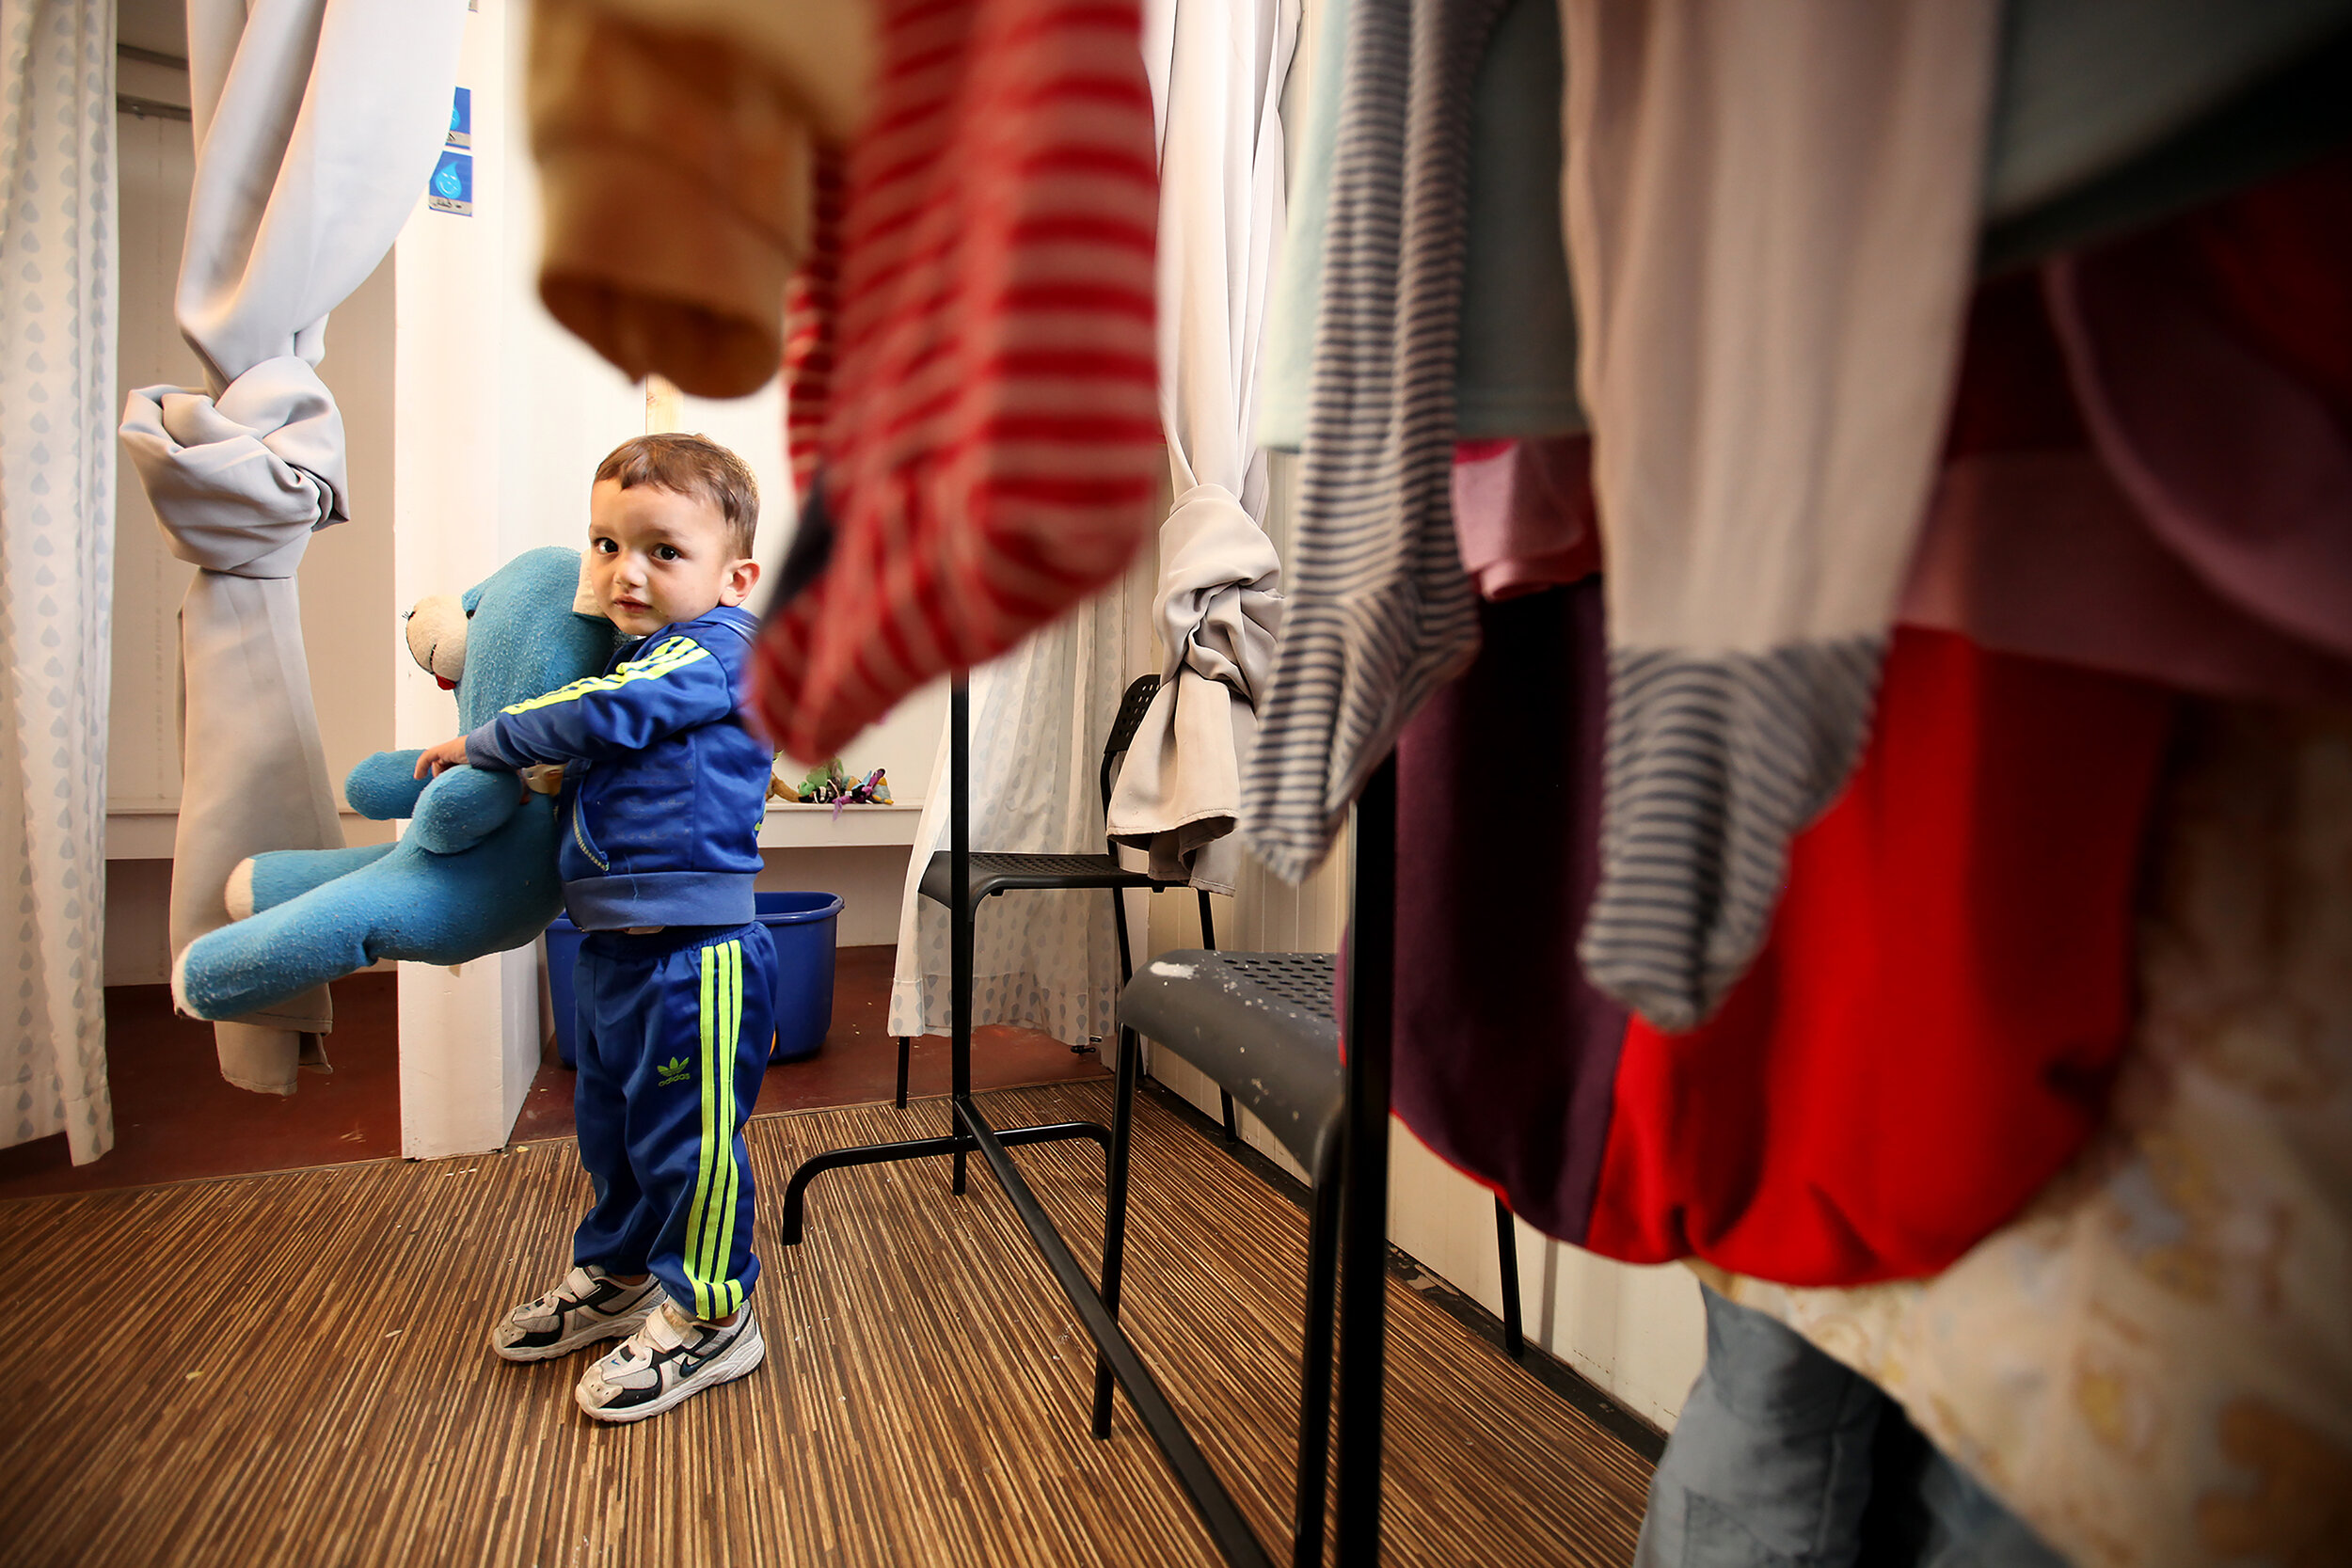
[1118,951,1343,1176]
[918,849,1167,907]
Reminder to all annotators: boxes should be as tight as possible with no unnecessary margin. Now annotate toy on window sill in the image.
[770,758,892,819]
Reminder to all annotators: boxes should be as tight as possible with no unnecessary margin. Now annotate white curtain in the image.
[0,0,116,1162]
[118,0,464,1094]
[887,579,1140,1051]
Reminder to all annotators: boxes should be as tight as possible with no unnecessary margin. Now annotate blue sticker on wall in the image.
[430,150,473,216]
[447,87,471,150]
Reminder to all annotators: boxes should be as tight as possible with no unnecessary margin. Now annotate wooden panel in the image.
[0,1084,1647,1566]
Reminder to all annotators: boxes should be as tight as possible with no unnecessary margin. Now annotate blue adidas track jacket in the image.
[465,607,771,930]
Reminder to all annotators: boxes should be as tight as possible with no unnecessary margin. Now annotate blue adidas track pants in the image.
[569,922,774,1320]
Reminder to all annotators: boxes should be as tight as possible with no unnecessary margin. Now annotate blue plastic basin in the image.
[545,891,846,1068]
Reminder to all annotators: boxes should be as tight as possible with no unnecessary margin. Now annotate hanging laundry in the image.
[529,0,869,399]
[1250,0,1344,454]
[1239,0,1510,882]
[1104,0,1297,896]
[2046,150,2352,667]
[747,0,1162,763]
[782,148,847,503]
[1558,0,2003,1032]
[1581,629,2174,1284]
[1394,610,2172,1281]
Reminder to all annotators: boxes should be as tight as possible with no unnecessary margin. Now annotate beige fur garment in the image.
[1698,704,2352,1568]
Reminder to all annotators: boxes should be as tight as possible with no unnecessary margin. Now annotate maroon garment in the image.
[1900,155,2352,705]
[1393,580,1628,1243]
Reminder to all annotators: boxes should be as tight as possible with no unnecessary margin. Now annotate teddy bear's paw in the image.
[169,942,201,1020]
[225,859,259,922]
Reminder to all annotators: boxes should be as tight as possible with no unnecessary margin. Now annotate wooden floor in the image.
[0,1083,1648,1567]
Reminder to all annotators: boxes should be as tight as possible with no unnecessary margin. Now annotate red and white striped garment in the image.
[781,145,844,500]
[751,0,1162,761]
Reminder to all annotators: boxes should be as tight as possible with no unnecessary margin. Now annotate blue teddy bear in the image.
[173,546,622,1022]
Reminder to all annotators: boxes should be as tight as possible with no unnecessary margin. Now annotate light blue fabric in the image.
[1260,0,2351,454]
[1451,0,1581,440]
[1255,0,1350,452]
[1983,0,2352,220]
[1637,1289,2071,1568]
[1259,0,1579,450]
[173,547,623,1022]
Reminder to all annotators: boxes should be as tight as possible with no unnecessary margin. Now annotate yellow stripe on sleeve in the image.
[500,636,712,716]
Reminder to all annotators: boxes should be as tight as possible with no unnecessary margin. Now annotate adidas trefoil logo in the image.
[656,1056,692,1086]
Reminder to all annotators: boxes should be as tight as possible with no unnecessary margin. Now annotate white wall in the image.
[391,0,642,1158]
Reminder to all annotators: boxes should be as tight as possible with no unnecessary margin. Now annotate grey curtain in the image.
[0,0,117,1162]
[119,0,465,1093]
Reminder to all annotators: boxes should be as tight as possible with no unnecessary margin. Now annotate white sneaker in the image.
[575,1298,766,1424]
[491,1264,662,1363]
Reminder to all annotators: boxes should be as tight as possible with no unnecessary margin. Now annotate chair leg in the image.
[1191,891,1240,1144]
[1495,1196,1524,1360]
[1293,1153,1343,1568]
[895,1036,911,1110]
[1089,1023,1142,1438]
[951,897,977,1197]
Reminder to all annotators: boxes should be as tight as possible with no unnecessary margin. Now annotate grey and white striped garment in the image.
[1579,641,1885,1033]
[1558,0,1998,1032]
[1240,0,1508,883]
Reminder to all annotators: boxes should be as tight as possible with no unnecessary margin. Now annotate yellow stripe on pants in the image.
[684,945,720,1321]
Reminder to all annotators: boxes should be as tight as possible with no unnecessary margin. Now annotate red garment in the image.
[1449,436,1602,600]
[749,0,1162,761]
[1581,627,2174,1285]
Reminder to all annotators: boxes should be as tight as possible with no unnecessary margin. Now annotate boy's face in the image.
[585,480,759,639]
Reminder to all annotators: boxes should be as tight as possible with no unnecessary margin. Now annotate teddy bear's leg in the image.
[228,843,400,919]
[174,889,389,1023]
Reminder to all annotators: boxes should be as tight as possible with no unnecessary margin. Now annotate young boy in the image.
[416,433,775,1423]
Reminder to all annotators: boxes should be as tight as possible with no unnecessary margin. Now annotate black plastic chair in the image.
[785,721,1409,1568]
[1119,950,1526,1568]
[892,673,1239,1148]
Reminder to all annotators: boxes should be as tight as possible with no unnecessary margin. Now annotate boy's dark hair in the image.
[595,433,759,558]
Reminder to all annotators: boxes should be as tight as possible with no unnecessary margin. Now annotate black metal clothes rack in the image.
[777,678,1402,1568]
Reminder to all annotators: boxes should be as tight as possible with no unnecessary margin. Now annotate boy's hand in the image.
[414,736,471,779]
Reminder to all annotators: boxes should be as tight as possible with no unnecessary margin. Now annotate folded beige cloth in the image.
[529,0,871,397]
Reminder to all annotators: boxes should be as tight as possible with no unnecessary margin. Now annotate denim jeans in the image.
[1635,1287,2071,1567]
